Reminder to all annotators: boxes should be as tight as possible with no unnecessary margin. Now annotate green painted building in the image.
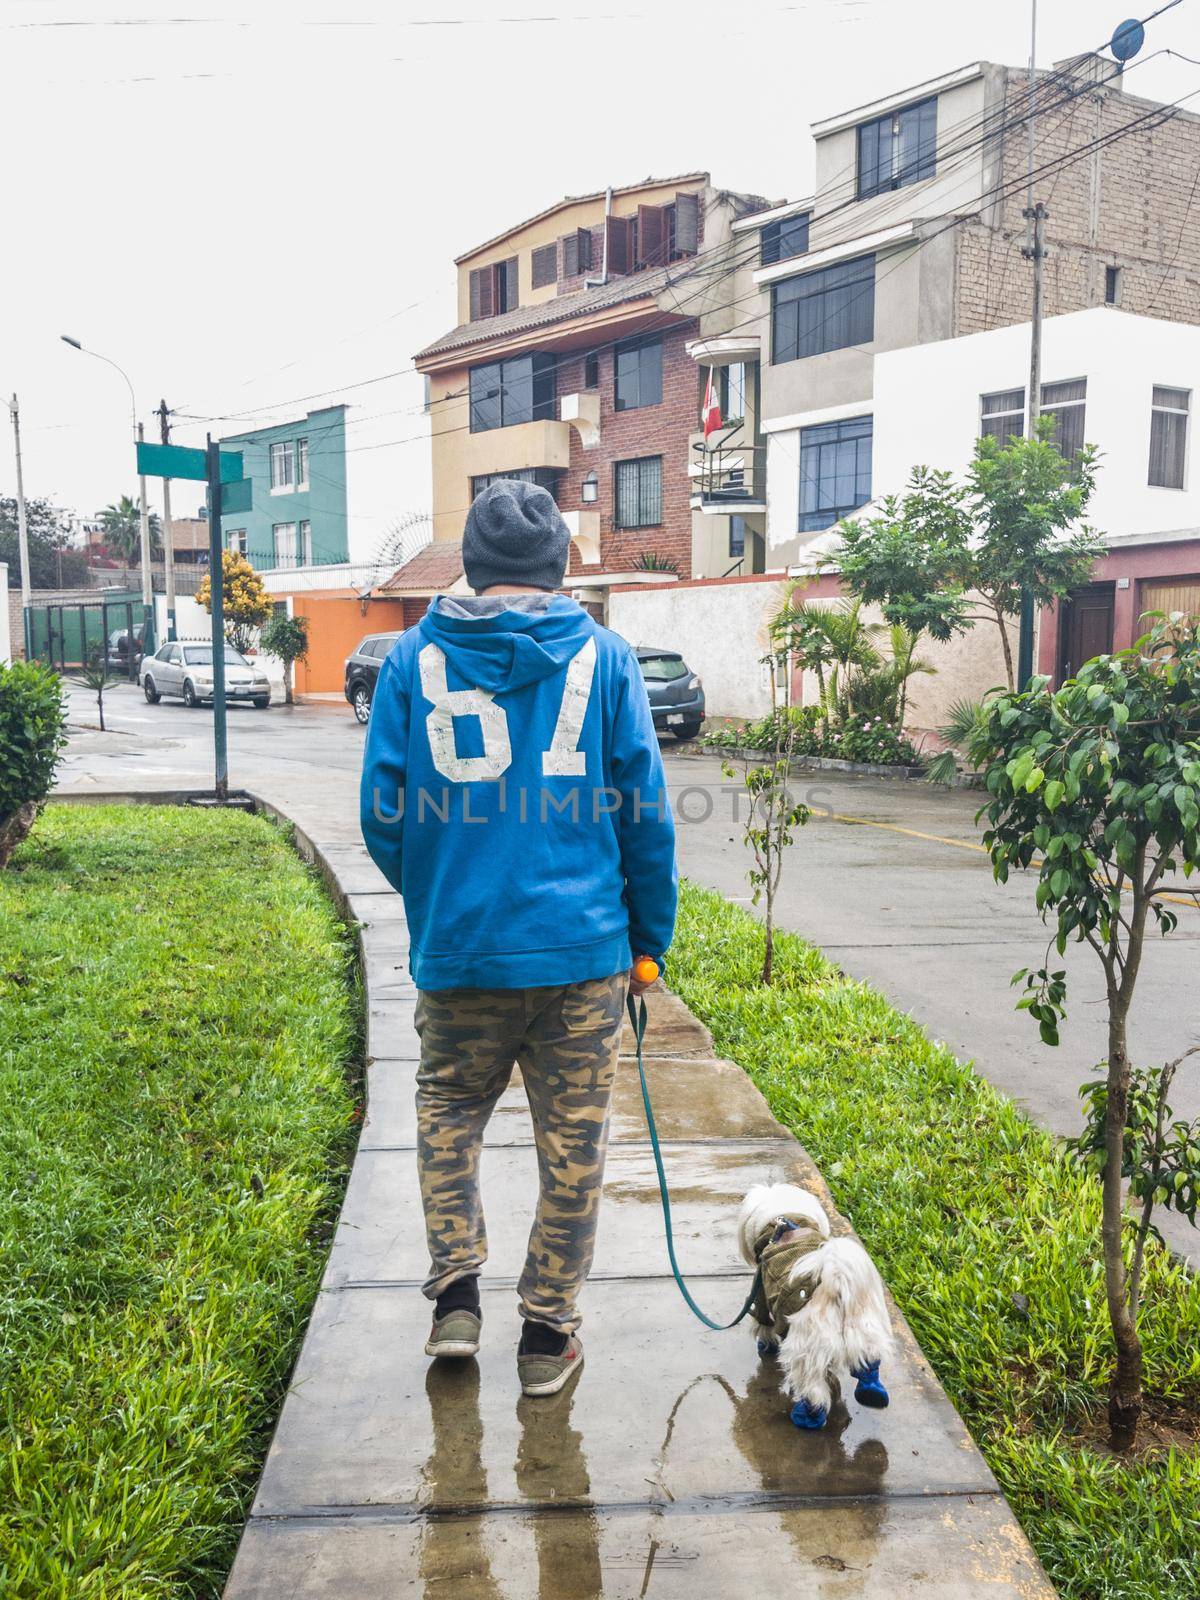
[218,404,349,570]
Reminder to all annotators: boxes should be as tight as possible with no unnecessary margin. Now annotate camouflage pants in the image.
[415,973,628,1333]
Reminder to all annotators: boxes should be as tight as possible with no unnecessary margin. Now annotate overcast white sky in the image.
[2,0,1194,562]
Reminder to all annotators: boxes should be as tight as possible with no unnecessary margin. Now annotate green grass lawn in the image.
[0,805,360,1599]
[672,880,1200,1600]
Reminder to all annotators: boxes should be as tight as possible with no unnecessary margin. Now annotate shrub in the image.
[701,705,921,768]
[0,660,66,867]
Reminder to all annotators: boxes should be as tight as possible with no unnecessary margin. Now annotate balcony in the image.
[560,391,600,448]
[560,509,601,565]
[689,441,767,514]
[466,418,573,476]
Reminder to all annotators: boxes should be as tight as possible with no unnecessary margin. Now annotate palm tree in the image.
[884,622,936,728]
[772,591,881,725]
[925,696,992,786]
[99,496,161,565]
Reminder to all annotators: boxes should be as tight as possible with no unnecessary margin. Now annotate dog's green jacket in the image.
[750,1218,824,1341]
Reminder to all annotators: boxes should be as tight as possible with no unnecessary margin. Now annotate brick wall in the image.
[7,589,24,659]
[954,68,1200,335]
[558,320,701,579]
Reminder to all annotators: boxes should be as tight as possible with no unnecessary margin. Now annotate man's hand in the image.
[629,956,660,997]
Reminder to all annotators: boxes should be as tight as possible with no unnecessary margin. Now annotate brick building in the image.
[413,174,769,600]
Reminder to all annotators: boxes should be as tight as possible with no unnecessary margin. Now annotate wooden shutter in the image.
[504,257,519,311]
[605,214,632,274]
[469,265,494,321]
[561,232,578,277]
[577,227,594,272]
[674,191,700,256]
[531,242,557,288]
[637,205,667,267]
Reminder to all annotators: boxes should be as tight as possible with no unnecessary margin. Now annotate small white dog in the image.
[737,1182,894,1430]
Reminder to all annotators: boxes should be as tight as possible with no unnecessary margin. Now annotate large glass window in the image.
[296,437,309,487]
[269,440,295,489]
[857,95,937,199]
[772,255,875,364]
[468,353,557,432]
[470,468,560,498]
[226,528,248,555]
[614,335,663,411]
[980,388,1025,443]
[761,213,810,266]
[1149,386,1189,489]
[1041,379,1087,463]
[799,416,873,531]
[720,363,747,424]
[272,522,298,568]
[298,519,312,564]
[613,456,663,529]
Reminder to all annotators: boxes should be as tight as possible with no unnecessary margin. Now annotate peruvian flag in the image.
[702,367,722,444]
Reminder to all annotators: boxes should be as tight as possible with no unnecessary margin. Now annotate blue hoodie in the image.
[360,595,677,991]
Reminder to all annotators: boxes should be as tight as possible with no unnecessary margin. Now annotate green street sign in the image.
[221,478,252,514]
[136,441,244,484]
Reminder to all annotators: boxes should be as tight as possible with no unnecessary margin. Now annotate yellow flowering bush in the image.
[196,551,273,652]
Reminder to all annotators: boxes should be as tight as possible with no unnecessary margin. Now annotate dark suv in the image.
[345,632,400,723]
[636,647,705,740]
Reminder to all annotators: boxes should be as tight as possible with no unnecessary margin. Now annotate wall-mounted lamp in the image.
[581,471,599,504]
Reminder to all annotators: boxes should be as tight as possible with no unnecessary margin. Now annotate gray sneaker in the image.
[517,1333,584,1396]
[424,1308,481,1359]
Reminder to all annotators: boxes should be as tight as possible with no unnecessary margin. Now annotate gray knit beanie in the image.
[462,479,570,593]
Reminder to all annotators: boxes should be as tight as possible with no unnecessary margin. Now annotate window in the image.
[297,437,309,487]
[639,654,688,682]
[729,514,746,558]
[857,95,937,199]
[531,243,557,288]
[470,467,560,498]
[1041,379,1087,463]
[980,388,1025,443]
[614,334,663,411]
[468,352,557,432]
[1149,386,1189,489]
[720,363,747,423]
[270,440,295,490]
[298,519,313,564]
[227,527,248,555]
[799,415,873,531]
[613,456,663,529]
[761,213,810,266]
[772,255,875,363]
[1105,265,1122,305]
[561,227,593,277]
[584,351,599,389]
[273,522,298,568]
[468,257,519,321]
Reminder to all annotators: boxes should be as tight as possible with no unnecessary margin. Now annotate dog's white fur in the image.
[737,1183,893,1415]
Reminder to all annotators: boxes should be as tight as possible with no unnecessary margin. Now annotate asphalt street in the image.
[58,684,1200,1264]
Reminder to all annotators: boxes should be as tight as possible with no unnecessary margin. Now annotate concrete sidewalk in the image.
[213,797,1055,1599]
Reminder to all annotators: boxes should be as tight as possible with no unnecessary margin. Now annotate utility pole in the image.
[136,422,155,663]
[158,399,177,641]
[1016,0,1042,691]
[7,394,33,656]
[205,435,229,802]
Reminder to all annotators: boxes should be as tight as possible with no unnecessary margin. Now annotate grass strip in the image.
[672,879,1200,1600]
[0,805,361,1599]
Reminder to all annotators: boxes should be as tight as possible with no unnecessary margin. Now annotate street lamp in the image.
[60,334,154,659]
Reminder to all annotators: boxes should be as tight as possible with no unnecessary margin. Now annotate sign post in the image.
[205,435,229,803]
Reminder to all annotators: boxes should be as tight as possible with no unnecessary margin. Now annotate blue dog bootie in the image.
[851,1360,889,1409]
[789,1397,828,1430]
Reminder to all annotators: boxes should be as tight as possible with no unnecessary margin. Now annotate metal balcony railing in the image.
[691,440,766,506]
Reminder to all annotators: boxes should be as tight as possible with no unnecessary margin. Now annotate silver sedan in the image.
[140,641,272,708]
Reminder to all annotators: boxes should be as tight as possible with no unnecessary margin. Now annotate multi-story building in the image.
[685,53,1200,671]
[412,174,770,595]
[218,404,350,572]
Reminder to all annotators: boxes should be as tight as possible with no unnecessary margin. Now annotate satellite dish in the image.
[1111,18,1145,62]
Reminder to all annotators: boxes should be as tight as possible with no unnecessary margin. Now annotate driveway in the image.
[57,690,1200,1265]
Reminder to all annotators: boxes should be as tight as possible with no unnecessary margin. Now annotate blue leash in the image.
[627,993,762,1331]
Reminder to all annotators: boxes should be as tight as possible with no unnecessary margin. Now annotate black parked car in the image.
[106,627,144,672]
[345,632,401,723]
[636,647,705,740]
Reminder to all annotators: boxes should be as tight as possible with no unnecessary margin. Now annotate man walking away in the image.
[360,479,677,1396]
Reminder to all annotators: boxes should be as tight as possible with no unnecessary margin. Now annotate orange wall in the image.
[292,593,410,694]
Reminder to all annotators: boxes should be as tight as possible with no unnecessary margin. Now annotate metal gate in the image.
[27,595,145,680]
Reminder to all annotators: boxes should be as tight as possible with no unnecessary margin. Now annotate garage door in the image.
[1140,578,1200,622]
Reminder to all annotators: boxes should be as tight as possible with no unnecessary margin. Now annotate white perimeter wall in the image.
[608,579,789,720]
[0,563,10,664]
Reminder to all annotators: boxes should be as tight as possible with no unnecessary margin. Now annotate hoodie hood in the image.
[418,593,592,694]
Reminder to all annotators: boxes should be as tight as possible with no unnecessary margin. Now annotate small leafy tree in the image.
[969,615,1200,1450]
[0,497,88,587]
[0,660,67,868]
[71,646,122,733]
[196,550,272,653]
[724,689,811,983]
[259,612,309,705]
